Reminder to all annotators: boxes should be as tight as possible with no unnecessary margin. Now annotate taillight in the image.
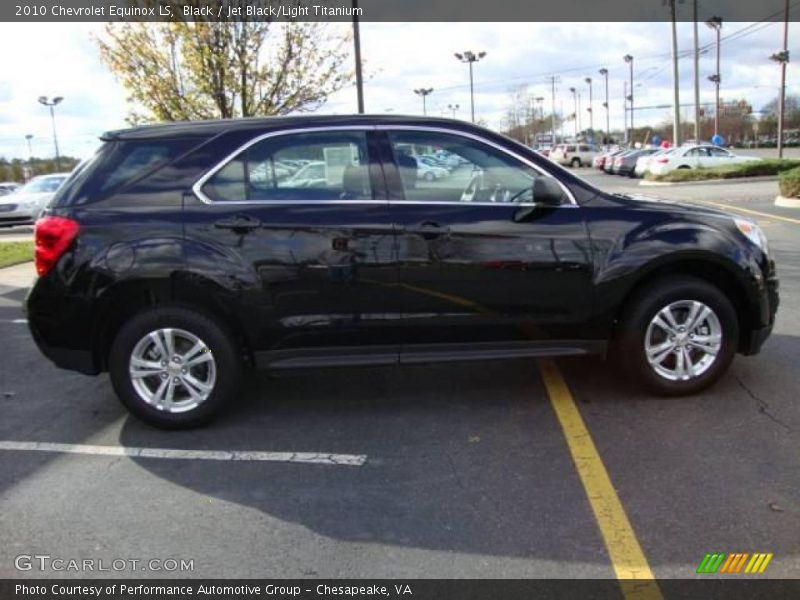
[656,157,669,163]
[34,216,80,277]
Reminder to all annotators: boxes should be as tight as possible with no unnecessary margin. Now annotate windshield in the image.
[19,176,66,194]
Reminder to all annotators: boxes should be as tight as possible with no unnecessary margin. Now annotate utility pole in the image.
[706,16,723,137]
[352,0,364,113]
[693,0,701,142]
[770,0,790,159]
[669,1,682,146]
[599,68,610,144]
[585,77,594,133]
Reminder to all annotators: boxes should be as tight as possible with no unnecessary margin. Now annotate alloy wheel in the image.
[644,300,723,381]
[128,328,217,413]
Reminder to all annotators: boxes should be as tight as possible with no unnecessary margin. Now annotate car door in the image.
[184,127,402,365]
[378,127,595,357]
[706,146,735,168]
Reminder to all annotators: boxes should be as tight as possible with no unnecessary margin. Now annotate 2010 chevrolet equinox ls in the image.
[26,116,779,428]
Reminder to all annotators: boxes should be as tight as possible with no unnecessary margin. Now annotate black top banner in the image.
[1,0,798,22]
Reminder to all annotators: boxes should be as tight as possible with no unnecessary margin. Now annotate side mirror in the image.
[532,177,566,206]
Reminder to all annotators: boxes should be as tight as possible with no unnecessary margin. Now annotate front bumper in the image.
[0,204,35,226]
[740,273,779,355]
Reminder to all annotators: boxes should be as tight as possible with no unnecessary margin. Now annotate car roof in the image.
[101,114,480,141]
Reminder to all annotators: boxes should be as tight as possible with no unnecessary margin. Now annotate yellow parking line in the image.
[538,359,663,600]
[700,201,800,226]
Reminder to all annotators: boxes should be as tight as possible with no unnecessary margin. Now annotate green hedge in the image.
[646,159,800,182]
[779,166,800,198]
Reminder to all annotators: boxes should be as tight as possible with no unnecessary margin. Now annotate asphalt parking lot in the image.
[0,175,798,586]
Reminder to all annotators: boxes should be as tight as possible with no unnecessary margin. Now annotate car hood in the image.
[612,192,737,221]
[2,191,53,205]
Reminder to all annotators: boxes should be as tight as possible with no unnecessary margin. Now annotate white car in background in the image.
[416,158,449,182]
[0,173,70,226]
[647,145,761,176]
[0,182,21,196]
[634,148,674,177]
[549,143,600,168]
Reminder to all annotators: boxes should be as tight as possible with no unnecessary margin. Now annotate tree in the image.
[97,8,353,123]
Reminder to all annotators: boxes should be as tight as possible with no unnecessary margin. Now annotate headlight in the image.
[734,218,769,254]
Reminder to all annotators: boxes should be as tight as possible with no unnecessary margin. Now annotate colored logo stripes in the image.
[697,553,773,574]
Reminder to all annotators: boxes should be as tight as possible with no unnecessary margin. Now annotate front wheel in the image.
[109,306,242,429]
[616,276,739,395]
[570,158,581,168]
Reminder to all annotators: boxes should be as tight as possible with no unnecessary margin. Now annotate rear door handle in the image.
[214,214,262,231]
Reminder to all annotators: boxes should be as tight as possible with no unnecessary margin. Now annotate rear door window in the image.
[200,131,373,203]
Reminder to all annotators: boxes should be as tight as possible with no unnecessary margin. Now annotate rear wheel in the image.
[570,157,581,168]
[616,276,739,395]
[109,306,242,429]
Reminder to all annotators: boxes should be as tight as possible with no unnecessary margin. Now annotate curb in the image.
[639,175,778,187]
[639,175,779,187]
[775,195,800,208]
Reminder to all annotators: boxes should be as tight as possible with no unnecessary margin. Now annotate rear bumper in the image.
[25,279,100,375]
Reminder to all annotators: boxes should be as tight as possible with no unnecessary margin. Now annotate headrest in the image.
[341,164,369,197]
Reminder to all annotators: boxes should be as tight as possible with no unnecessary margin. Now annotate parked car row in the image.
[593,145,762,178]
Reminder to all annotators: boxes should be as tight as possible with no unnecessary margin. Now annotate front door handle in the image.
[214,214,262,232]
[401,221,450,239]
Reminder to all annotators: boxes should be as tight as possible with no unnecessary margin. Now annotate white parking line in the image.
[0,440,367,466]
[0,318,28,323]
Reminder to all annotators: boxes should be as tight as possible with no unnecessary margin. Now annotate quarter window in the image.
[202,131,372,202]
[388,130,561,205]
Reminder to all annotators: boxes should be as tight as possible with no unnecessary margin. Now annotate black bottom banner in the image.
[3,579,800,600]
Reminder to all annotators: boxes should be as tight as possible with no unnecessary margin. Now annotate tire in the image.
[615,276,739,396]
[570,158,581,168]
[109,306,242,429]
[677,165,691,169]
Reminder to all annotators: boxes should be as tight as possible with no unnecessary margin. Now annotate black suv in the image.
[27,116,779,428]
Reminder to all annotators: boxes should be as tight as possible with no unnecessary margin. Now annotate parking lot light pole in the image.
[24,134,34,180]
[37,96,63,171]
[569,87,578,139]
[413,88,434,115]
[599,68,610,144]
[585,77,594,133]
[352,0,364,113]
[454,50,486,123]
[706,16,723,137]
[447,103,459,118]
[623,80,630,144]
[624,54,634,143]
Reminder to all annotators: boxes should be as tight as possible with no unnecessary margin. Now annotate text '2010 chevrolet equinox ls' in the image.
[26,116,779,428]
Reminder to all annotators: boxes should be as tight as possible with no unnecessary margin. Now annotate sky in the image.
[0,20,796,160]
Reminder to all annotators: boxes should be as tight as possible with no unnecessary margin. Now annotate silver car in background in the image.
[0,173,70,226]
